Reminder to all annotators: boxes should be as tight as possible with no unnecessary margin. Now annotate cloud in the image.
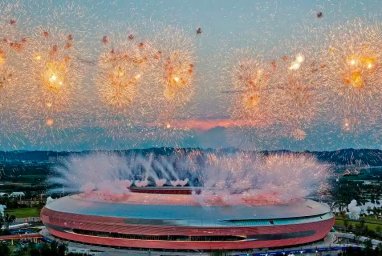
[148,118,271,131]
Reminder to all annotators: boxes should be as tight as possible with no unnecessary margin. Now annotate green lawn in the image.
[5,207,40,218]
[335,216,382,232]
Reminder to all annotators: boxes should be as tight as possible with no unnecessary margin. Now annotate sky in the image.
[1,0,382,151]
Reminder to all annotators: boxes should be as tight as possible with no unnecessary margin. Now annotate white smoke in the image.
[134,179,149,187]
[0,204,6,216]
[49,153,183,195]
[347,199,361,220]
[49,152,330,205]
[50,153,133,195]
[170,178,189,187]
[46,196,55,205]
[194,153,330,205]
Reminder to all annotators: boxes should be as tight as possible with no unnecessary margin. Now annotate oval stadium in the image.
[41,188,335,251]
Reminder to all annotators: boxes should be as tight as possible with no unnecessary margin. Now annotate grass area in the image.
[335,216,382,232]
[5,207,40,218]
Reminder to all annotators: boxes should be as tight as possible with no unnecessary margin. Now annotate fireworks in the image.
[42,60,68,91]
[0,0,382,149]
[227,20,382,144]
[27,27,80,107]
[0,48,14,89]
[92,27,197,145]
[17,26,84,148]
[272,49,325,139]
[230,55,276,126]
[322,20,382,131]
[0,50,5,65]
[0,1,95,149]
[97,34,157,109]
[162,51,194,100]
[288,53,305,70]
[148,27,196,109]
[229,47,324,141]
[232,58,270,109]
[125,27,197,144]
[95,27,195,120]
[0,3,25,92]
[0,45,18,93]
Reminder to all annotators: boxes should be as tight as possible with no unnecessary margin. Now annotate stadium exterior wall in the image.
[41,194,335,251]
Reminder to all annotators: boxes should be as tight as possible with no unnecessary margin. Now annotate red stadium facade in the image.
[41,188,335,251]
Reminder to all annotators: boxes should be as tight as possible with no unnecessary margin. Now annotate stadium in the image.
[41,187,335,251]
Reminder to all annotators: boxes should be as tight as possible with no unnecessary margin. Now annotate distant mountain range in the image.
[0,148,382,166]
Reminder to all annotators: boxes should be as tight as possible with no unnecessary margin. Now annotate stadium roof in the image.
[45,192,332,227]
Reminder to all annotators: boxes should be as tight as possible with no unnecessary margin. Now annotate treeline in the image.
[0,241,88,256]
[2,148,382,166]
[339,241,382,256]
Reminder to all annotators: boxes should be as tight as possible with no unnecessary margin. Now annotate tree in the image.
[39,243,51,256]
[30,248,40,256]
[363,239,373,255]
[0,216,4,232]
[377,243,382,256]
[57,243,66,256]
[330,180,362,212]
[39,241,67,256]
[343,217,349,231]
[1,213,16,230]
[0,243,10,256]
[210,251,225,256]
[348,224,353,232]
[0,213,14,235]
[3,213,16,230]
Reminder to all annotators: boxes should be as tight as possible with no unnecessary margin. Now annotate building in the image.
[41,187,335,251]
[9,192,25,198]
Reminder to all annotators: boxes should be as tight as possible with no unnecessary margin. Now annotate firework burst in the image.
[161,50,194,101]
[229,47,325,142]
[24,26,82,111]
[271,50,325,140]
[0,1,27,94]
[231,56,274,119]
[322,20,382,131]
[126,27,197,145]
[3,2,93,148]
[150,28,195,109]
[97,33,158,109]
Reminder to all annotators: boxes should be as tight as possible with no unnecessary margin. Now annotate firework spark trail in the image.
[228,47,325,142]
[155,28,195,104]
[125,27,197,146]
[320,19,382,133]
[96,31,159,110]
[0,2,43,149]
[89,26,197,145]
[226,20,382,145]
[270,49,326,140]
[0,2,93,148]
[141,27,196,122]
[230,54,275,122]
[25,27,81,111]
